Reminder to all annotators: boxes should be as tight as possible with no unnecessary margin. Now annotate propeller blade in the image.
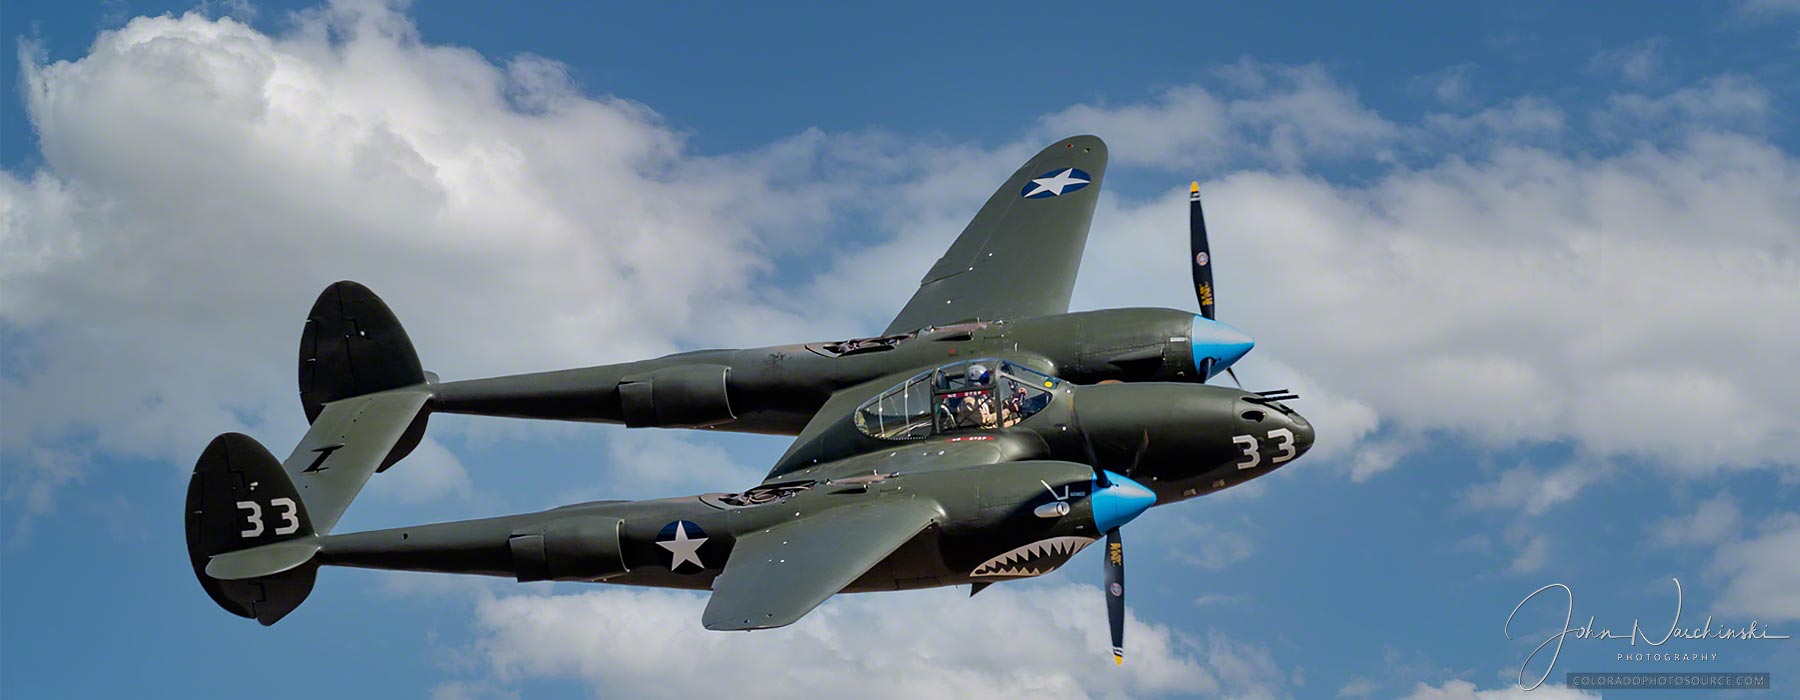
[1226,366,1242,389]
[1190,182,1216,321]
[1104,527,1126,665]
[1069,396,1109,488]
[1125,430,1149,477]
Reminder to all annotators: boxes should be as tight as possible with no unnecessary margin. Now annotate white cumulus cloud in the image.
[0,3,880,530]
[465,583,1293,700]
[1072,129,1800,481]
[1710,513,1800,622]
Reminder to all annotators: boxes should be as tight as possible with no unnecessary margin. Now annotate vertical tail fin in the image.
[300,280,431,472]
[300,280,427,423]
[188,282,436,625]
[185,433,318,625]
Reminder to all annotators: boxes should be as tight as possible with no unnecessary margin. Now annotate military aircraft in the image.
[185,136,1316,664]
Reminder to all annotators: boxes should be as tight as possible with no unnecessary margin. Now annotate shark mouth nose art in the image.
[969,536,1097,579]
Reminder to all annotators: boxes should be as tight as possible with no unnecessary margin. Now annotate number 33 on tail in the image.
[236,498,301,538]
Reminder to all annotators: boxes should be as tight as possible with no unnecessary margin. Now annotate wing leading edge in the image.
[883,135,1109,335]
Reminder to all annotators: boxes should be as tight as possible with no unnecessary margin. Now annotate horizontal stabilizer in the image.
[284,389,430,534]
[187,388,429,625]
[206,537,322,580]
[189,281,439,626]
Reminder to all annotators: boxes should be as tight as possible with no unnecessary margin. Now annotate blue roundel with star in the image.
[656,520,710,574]
[1020,168,1092,199]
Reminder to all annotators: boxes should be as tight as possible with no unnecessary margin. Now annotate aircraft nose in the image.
[1286,410,1316,461]
[1191,315,1254,380]
[1092,471,1157,532]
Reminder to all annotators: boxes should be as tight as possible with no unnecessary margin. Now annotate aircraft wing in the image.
[883,135,1108,335]
[702,499,943,631]
[283,388,429,533]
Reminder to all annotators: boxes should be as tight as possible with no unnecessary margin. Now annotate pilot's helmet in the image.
[968,364,991,385]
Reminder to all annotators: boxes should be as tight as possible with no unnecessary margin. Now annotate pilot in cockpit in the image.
[1001,384,1028,427]
[976,395,998,429]
[937,393,997,431]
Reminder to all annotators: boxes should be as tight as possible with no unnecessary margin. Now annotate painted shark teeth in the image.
[969,536,1097,579]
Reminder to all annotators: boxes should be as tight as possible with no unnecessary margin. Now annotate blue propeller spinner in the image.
[1090,471,1156,533]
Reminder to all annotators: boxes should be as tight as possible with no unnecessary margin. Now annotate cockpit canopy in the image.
[854,359,1060,440]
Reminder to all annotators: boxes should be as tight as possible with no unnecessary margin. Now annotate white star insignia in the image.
[657,521,708,571]
[1023,168,1090,198]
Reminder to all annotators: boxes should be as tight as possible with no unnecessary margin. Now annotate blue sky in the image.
[2,2,1797,699]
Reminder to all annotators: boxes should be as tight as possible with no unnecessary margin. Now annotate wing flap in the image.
[702,499,942,631]
[283,388,430,533]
